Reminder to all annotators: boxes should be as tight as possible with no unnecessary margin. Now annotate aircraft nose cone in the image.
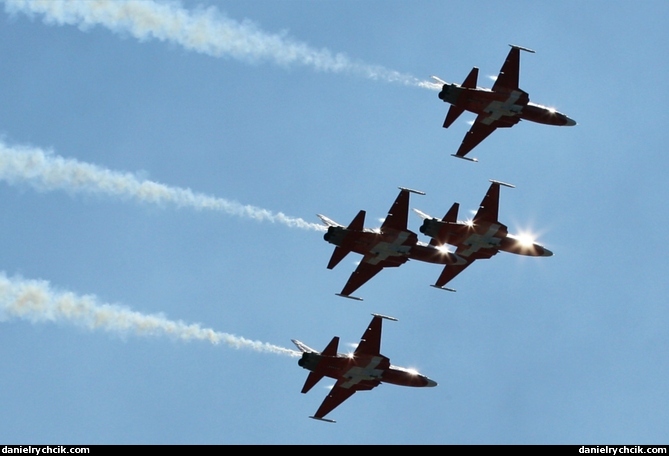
[542,247,554,257]
[425,378,438,387]
[564,116,577,126]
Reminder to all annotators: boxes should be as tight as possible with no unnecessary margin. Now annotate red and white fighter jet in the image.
[415,179,553,291]
[292,313,437,423]
[434,44,576,161]
[318,187,466,300]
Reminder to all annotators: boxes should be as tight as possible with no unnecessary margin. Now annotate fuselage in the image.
[324,225,466,266]
[420,218,553,258]
[439,84,575,127]
[298,351,436,389]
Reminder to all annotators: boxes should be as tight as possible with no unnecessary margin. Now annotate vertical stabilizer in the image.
[461,67,478,88]
[299,336,340,394]
[346,210,366,231]
[443,202,460,223]
[321,336,339,357]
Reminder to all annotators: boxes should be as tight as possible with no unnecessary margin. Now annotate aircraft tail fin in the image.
[461,67,478,88]
[443,202,460,223]
[326,210,365,269]
[442,68,477,128]
[299,336,339,394]
[427,202,460,247]
[346,210,366,231]
[321,336,340,357]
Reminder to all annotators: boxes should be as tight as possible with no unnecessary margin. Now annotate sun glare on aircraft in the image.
[516,232,536,246]
[392,365,421,376]
[509,231,540,254]
[436,244,452,255]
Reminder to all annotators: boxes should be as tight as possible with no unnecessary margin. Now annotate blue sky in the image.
[0,0,668,444]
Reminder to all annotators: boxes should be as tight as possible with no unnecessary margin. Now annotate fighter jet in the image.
[415,179,553,291]
[434,44,576,161]
[318,187,466,300]
[292,313,437,423]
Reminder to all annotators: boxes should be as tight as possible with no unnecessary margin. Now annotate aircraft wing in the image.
[473,181,502,224]
[354,314,383,356]
[380,188,412,232]
[454,117,498,159]
[339,261,385,299]
[312,380,362,421]
[473,180,513,226]
[492,45,522,92]
[434,241,500,288]
[434,261,473,289]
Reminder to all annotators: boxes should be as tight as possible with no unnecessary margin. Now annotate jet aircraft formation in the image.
[295,45,574,422]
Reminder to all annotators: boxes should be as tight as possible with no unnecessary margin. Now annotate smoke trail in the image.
[0,272,300,357]
[0,141,326,232]
[3,0,436,89]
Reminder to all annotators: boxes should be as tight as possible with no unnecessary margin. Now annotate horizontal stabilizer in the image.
[327,246,350,270]
[443,104,466,129]
[301,371,325,394]
[317,214,342,227]
[412,208,432,220]
[291,339,318,353]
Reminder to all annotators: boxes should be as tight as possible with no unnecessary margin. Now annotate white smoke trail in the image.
[3,0,436,89]
[0,141,326,232]
[0,272,300,357]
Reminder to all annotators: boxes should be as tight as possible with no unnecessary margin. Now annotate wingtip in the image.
[398,186,426,196]
[451,154,478,163]
[509,44,536,53]
[309,416,336,423]
[371,313,398,322]
[489,179,515,188]
[335,293,363,301]
[430,284,457,292]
